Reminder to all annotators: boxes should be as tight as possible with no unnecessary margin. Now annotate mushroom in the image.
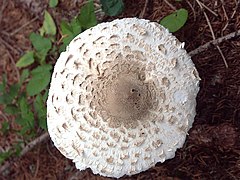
[47,18,200,178]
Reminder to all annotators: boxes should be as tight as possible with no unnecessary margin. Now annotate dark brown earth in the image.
[0,0,240,179]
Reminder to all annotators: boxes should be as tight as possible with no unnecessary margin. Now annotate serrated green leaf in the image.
[160,8,188,33]
[16,51,34,68]
[61,21,72,35]
[0,74,7,93]
[49,0,58,8]
[71,18,82,34]
[0,121,10,135]
[0,151,12,165]
[18,97,34,129]
[13,142,23,156]
[43,90,49,102]
[34,94,47,130]
[9,84,20,102]
[20,69,29,85]
[60,21,73,35]
[0,84,4,92]
[60,22,73,47]
[100,0,124,16]
[78,0,97,29]
[60,20,81,51]
[29,33,52,63]
[26,64,52,96]
[0,84,20,105]
[0,96,6,104]
[0,75,7,104]
[31,64,52,74]
[40,11,57,36]
[30,33,52,52]
[4,105,19,115]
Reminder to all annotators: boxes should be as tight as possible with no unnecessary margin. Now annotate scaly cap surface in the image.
[47,18,200,178]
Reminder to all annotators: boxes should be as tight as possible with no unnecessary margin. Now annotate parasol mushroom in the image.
[47,18,200,178]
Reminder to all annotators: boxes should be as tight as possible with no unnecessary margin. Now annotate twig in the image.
[33,146,40,178]
[0,36,19,54]
[222,0,239,34]
[9,17,38,36]
[163,0,176,11]
[221,0,228,20]
[0,0,7,25]
[0,132,49,174]
[196,0,228,68]
[230,0,239,19]
[198,0,218,17]
[139,0,149,19]
[186,0,196,21]
[46,141,58,162]
[0,112,9,121]
[20,132,49,156]
[5,50,20,82]
[189,29,240,56]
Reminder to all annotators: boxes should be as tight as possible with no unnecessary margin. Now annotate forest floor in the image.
[0,0,240,179]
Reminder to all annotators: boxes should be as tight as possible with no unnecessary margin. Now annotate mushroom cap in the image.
[47,18,200,178]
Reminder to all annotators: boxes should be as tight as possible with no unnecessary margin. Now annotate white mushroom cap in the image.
[47,18,200,178]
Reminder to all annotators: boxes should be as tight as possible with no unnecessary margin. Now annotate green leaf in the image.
[0,74,7,93]
[60,20,81,51]
[49,0,58,8]
[100,0,124,16]
[40,11,57,36]
[29,32,52,63]
[34,94,47,130]
[61,21,73,35]
[30,33,51,52]
[0,151,12,165]
[0,121,10,135]
[18,97,34,129]
[160,8,188,33]
[71,18,82,34]
[20,69,29,85]
[78,0,97,29]
[16,51,34,68]
[5,105,19,115]
[43,90,49,102]
[13,142,23,156]
[0,84,4,92]
[9,84,20,102]
[0,74,8,104]
[26,64,52,96]
[0,84,20,105]
[61,20,79,44]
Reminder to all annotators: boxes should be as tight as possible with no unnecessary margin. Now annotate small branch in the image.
[163,0,176,11]
[186,0,196,21]
[0,0,8,25]
[0,36,19,54]
[9,17,38,36]
[189,29,240,56]
[196,0,228,68]
[20,132,49,156]
[139,0,149,19]
[0,132,49,174]
[222,0,239,34]
[199,0,218,17]
[0,112,9,121]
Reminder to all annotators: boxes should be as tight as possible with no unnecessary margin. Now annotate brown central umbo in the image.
[98,70,156,128]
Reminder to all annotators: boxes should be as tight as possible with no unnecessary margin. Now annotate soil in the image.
[0,0,240,179]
